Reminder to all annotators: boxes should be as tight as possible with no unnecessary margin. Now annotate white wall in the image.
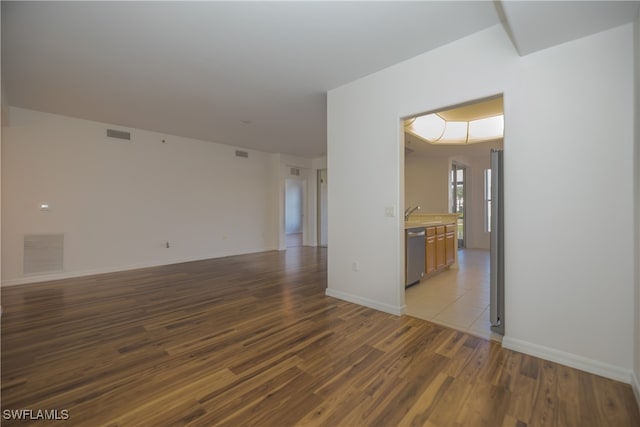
[328,24,636,382]
[1,82,7,127]
[405,148,497,250]
[404,155,449,213]
[312,156,327,170]
[1,3,5,288]
[2,107,279,284]
[633,11,640,403]
[1,25,5,288]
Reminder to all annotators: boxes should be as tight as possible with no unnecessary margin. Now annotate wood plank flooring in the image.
[2,247,639,426]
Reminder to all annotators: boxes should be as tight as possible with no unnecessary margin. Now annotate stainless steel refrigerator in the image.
[490,149,505,335]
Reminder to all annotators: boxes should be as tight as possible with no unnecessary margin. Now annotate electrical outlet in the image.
[352,261,359,272]
[384,206,395,217]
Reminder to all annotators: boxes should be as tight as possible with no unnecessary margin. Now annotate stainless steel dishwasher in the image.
[405,227,425,287]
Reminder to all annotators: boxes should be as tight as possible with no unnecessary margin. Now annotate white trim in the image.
[1,247,277,287]
[632,371,640,410]
[325,288,404,316]
[502,336,632,383]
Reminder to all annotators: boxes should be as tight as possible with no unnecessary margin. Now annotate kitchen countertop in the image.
[403,212,459,268]
[405,221,449,229]
[404,212,458,229]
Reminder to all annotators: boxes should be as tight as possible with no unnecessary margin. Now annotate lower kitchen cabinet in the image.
[424,223,456,279]
[436,230,446,269]
[445,224,455,266]
[425,227,436,275]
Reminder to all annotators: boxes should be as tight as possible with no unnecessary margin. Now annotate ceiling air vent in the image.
[235,150,249,158]
[106,129,131,140]
[290,168,300,176]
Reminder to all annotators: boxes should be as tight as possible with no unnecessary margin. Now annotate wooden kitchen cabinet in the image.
[423,223,455,279]
[425,227,436,275]
[445,227,455,266]
[436,226,446,269]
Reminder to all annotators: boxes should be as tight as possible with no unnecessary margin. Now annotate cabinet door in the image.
[445,232,455,265]
[425,236,436,275]
[436,235,446,269]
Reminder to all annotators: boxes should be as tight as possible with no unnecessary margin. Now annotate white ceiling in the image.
[499,1,640,56]
[2,1,638,158]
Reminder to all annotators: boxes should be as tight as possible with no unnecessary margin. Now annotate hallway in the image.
[286,232,303,248]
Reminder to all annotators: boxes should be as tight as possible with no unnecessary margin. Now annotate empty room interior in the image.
[2,2,640,426]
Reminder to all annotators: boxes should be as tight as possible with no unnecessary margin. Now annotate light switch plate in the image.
[384,206,395,217]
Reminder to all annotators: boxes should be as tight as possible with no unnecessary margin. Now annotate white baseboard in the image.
[1,247,277,287]
[325,288,404,316]
[502,336,632,384]
[632,371,640,410]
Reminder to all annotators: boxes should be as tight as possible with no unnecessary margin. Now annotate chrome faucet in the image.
[404,205,420,221]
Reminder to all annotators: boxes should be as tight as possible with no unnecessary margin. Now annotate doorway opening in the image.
[317,169,328,247]
[402,95,504,340]
[450,163,466,248]
[285,178,304,248]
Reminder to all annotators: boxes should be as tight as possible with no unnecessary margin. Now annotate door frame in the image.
[450,161,467,249]
[317,169,328,247]
[285,178,305,247]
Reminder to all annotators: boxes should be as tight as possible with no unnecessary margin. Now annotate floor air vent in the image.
[23,234,64,274]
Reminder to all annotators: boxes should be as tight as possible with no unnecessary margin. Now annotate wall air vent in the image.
[290,168,300,176]
[235,150,249,158]
[106,129,131,140]
[23,234,64,274]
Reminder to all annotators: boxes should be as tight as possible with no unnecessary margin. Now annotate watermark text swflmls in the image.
[2,409,69,421]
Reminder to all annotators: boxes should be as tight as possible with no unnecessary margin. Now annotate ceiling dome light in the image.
[408,114,445,142]
[468,115,504,142]
[439,121,468,144]
[406,113,504,145]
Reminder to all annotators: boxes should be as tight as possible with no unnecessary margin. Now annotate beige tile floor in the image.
[404,249,503,342]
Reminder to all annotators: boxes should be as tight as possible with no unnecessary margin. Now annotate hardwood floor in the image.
[2,247,639,426]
